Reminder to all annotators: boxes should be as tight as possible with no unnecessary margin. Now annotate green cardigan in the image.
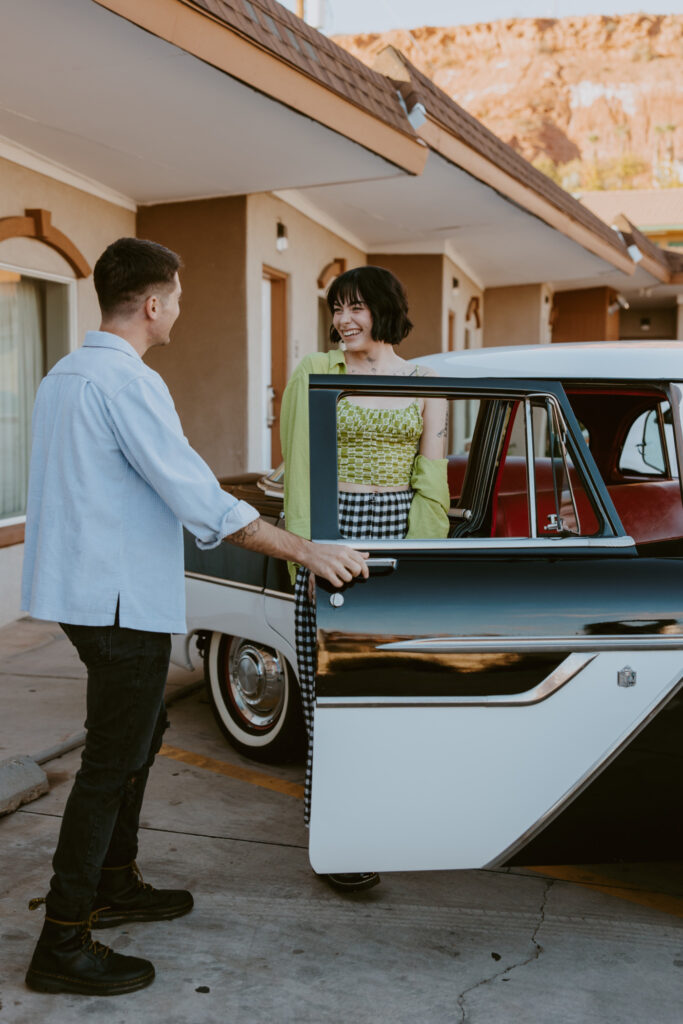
[280,350,450,582]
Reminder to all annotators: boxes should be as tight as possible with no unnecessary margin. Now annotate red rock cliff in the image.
[334,14,683,190]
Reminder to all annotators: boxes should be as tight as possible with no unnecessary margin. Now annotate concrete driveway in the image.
[0,618,681,1024]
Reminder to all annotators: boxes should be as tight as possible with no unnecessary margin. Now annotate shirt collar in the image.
[82,331,143,361]
[329,349,346,371]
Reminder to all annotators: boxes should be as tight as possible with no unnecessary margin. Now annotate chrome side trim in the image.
[377,635,683,654]
[524,399,537,538]
[185,572,262,593]
[185,575,294,602]
[263,588,296,603]
[485,671,683,868]
[314,536,636,551]
[317,652,595,709]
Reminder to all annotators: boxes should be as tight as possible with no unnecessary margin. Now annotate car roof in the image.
[418,342,682,382]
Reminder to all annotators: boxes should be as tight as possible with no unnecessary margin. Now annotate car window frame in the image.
[308,375,633,554]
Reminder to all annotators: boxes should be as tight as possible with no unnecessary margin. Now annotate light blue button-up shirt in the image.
[21,331,258,633]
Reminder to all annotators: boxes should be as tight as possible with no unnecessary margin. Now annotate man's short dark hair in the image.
[327,265,413,347]
[94,238,182,317]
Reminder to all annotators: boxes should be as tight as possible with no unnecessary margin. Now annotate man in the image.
[21,237,367,996]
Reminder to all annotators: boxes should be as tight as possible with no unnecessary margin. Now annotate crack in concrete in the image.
[456,878,554,1023]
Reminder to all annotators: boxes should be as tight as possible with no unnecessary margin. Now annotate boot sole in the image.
[25,966,155,996]
[92,902,194,929]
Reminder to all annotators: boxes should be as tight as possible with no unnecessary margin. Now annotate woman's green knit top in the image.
[336,398,422,487]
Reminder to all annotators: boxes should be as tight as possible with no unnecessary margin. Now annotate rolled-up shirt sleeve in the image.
[108,375,259,549]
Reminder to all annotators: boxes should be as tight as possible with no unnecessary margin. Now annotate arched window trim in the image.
[0,209,90,279]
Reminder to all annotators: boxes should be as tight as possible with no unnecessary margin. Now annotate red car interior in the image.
[447,454,683,545]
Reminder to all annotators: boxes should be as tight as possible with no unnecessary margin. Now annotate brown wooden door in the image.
[263,267,287,466]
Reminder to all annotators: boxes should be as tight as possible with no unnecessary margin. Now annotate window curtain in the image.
[0,279,44,519]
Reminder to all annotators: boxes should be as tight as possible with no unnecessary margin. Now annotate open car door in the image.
[307,375,683,872]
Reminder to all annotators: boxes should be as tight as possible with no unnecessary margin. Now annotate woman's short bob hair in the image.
[327,266,413,347]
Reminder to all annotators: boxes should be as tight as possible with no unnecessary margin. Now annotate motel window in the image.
[0,269,70,522]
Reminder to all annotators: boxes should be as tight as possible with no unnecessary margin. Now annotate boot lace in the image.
[28,897,110,958]
[81,912,110,959]
[131,861,153,893]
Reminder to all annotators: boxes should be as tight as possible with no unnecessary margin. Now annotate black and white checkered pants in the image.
[295,489,413,825]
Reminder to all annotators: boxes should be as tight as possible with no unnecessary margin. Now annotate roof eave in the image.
[612,214,671,284]
[92,0,428,176]
[417,113,635,278]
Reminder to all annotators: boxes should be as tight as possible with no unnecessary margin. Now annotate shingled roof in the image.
[612,214,683,282]
[189,0,415,137]
[374,46,630,262]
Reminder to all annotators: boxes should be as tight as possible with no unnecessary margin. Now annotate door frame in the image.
[262,265,288,467]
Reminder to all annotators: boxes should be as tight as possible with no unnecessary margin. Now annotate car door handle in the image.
[366,558,398,575]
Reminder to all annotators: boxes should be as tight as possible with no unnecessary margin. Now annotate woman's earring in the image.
[339,339,346,351]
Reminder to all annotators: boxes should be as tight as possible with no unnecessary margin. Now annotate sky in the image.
[279,1,683,35]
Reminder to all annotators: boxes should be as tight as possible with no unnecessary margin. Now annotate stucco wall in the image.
[138,197,249,478]
[0,156,135,627]
[0,157,135,337]
[443,256,483,352]
[246,194,365,470]
[619,306,677,340]
[483,284,552,348]
[366,253,444,360]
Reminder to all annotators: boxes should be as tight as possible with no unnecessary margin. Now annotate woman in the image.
[280,266,450,892]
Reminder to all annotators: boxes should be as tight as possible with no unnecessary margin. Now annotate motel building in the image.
[1,0,682,625]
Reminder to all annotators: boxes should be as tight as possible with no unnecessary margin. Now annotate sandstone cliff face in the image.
[335,14,683,190]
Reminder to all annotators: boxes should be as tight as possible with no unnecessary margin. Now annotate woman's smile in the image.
[333,301,374,347]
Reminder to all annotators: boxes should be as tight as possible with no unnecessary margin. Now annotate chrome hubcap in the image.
[227,639,286,729]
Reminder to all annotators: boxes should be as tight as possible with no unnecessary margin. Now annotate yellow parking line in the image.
[159,744,304,800]
[527,864,683,919]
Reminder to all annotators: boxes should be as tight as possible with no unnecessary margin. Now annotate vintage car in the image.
[175,342,683,870]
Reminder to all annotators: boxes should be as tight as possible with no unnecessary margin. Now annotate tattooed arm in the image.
[419,368,448,459]
[226,517,368,587]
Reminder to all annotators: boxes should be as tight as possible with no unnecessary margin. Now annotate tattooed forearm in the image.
[228,518,262,546]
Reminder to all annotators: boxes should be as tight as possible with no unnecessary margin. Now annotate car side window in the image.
[334,390,605,542]
[492,399,599,539]
[619,401,677,479]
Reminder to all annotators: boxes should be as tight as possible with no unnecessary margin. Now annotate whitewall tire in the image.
[204,632,305,762]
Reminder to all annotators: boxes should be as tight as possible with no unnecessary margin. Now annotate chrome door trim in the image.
[377,635,683,654]
[485,671,683,868]
[315,536,636,551]
[316,652,595,709]
[185,572,262,593]
[524,398,538,538]
[263,588,295,602]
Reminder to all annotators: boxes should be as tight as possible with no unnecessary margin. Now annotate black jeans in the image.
[46,621,172,922]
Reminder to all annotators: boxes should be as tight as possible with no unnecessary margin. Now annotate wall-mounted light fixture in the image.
[407,102,427,130]
[608,293,630,315]
[276,221,288,252]
[640,316,651,332]
[451,277,459,297]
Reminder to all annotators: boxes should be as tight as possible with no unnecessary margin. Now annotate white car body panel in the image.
[310,651,683,872]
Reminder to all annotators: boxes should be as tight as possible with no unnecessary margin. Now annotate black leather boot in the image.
[92,861,193,928]
[25,911,154,996]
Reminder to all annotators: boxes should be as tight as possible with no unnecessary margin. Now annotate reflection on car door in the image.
[307,376,683,873]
